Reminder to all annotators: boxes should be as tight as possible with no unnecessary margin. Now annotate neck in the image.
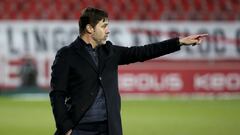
[80,34,97,48]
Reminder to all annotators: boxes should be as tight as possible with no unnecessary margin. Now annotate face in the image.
[91,19,109,45]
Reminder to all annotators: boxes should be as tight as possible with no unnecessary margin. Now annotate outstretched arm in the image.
[115,34,208,65]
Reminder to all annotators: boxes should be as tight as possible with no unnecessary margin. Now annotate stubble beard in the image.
[97,38,107,46]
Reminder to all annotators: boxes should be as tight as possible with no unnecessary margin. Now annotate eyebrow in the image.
[102,23,108,26]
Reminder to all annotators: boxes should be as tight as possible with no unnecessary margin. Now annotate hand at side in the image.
[65,129,72,135]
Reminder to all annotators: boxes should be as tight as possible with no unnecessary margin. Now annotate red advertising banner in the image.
[0,21,240,95]
[118,61,240,94]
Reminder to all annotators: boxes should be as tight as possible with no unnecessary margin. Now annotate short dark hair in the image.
[79,7,108,35]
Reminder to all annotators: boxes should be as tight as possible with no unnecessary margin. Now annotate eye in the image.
[102,24,108,28]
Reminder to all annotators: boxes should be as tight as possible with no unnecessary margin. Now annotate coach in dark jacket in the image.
[49,7,207,135]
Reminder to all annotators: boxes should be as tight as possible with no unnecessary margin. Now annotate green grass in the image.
[0,96,240,135]
[0,96,55,135]
[121,99,240,135]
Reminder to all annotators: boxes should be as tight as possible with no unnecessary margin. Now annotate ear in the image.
[86,24,94,34]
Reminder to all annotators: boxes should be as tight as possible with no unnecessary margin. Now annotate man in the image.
[49,7,207,135]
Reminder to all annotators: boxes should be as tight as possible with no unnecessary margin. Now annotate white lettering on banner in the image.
[119,73,183,91]
[194,73,240,91]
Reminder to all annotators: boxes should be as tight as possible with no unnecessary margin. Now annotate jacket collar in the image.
[71,36,113,74]
[72,36,99,73]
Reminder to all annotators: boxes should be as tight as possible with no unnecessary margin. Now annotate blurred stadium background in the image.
[0,0,240,135]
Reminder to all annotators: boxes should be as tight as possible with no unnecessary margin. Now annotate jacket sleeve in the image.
[113,37,181,65]
[49,46,74,134]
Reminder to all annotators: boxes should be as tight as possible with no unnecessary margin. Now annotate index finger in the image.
[196,34,208,39]
[197,34,208,37]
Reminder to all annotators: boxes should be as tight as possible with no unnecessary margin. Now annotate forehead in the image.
[97,18,109,25]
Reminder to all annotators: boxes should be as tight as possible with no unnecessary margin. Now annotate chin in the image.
[101,40,107,45]
[96,39,107,45]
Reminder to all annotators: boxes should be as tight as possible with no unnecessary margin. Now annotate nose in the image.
[106,27,110,34]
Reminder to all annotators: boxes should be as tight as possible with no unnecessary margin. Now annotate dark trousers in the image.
[72,121,108,135]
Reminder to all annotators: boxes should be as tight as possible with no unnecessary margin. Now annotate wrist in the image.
[178,38,183,46]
